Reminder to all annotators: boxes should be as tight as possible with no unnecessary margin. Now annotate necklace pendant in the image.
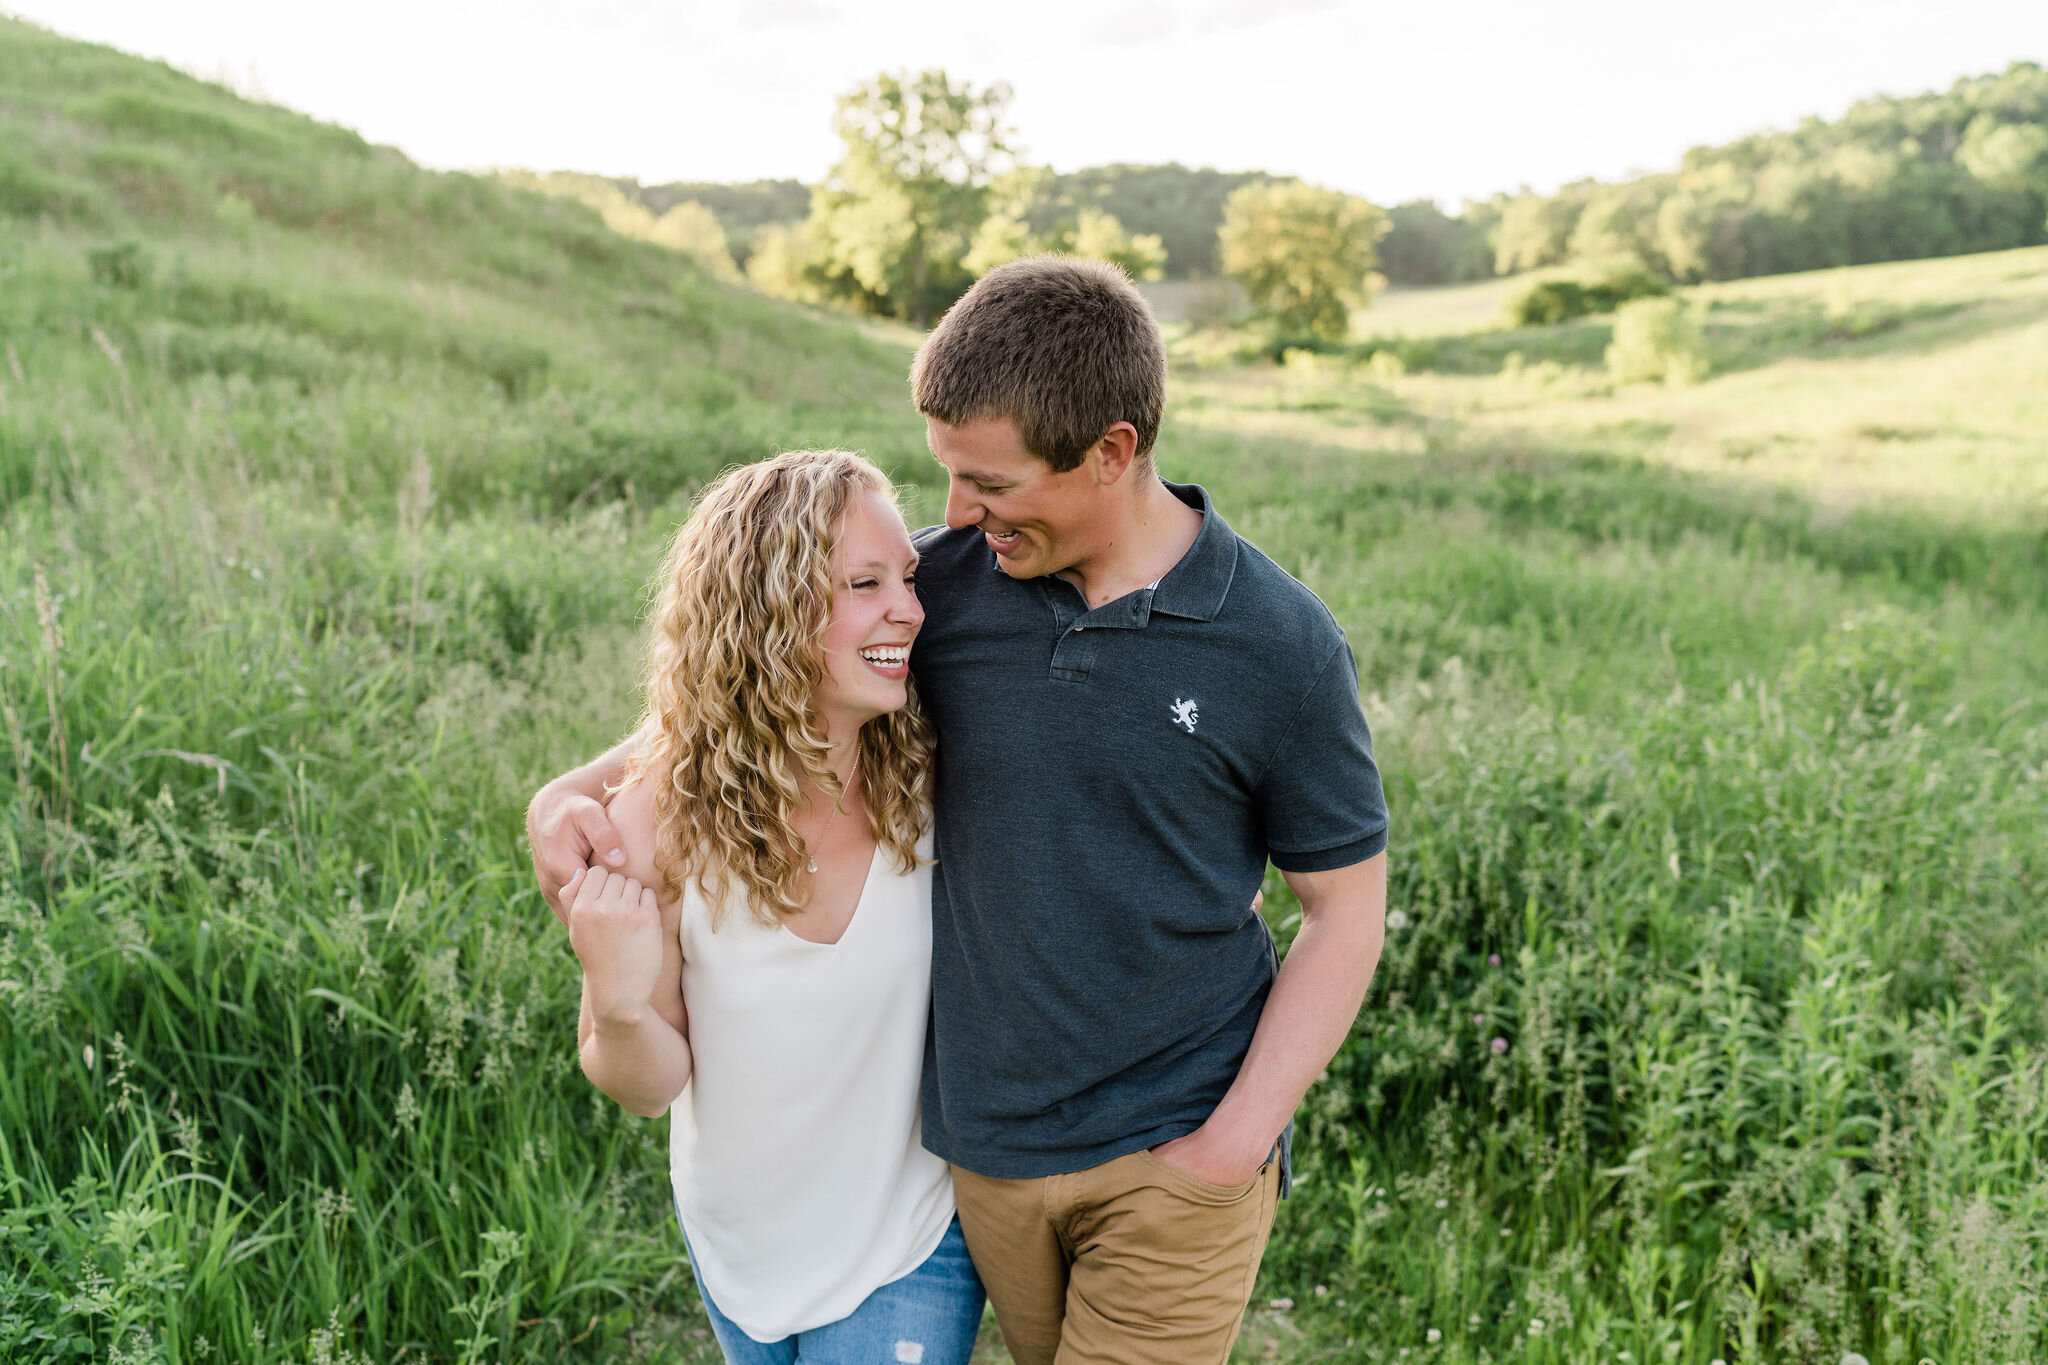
[807,856,818,873]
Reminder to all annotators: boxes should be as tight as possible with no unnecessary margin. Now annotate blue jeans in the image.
[677,1203,985,1365]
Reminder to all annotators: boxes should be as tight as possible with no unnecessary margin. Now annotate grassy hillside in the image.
[6,15,2048,1365]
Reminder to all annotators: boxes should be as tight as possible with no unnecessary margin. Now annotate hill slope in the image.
[0,14,929,516]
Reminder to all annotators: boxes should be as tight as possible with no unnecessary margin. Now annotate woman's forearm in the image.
[578,981,693,1118]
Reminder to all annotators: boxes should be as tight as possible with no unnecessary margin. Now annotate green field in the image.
[5,17,2048,1365]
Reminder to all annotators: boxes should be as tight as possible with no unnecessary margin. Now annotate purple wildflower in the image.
[1490,1037,1510,1055]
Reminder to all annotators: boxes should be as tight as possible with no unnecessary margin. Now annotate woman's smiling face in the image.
[814,487,924,734]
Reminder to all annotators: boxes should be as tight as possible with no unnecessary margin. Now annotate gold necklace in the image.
[807,756,859,874]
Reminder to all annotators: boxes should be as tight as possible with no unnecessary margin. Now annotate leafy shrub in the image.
[1606,296,1710,386]
[1580,265,1670,311]
[152,321,338,389]
[1507,278,1590,327]
[1508,269,1670,327]
[0,149,79,218]
[87,240,152,289]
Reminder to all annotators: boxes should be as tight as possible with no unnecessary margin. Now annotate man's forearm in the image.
[540,733,640,808]
[1201,906,1384,1163]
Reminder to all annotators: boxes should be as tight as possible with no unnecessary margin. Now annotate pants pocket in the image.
[1133,1149,1262,1203]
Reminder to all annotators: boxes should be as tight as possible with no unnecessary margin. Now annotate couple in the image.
[529,256,1389,1365]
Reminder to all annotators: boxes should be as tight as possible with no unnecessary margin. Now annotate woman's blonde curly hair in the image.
[624,449,932,927]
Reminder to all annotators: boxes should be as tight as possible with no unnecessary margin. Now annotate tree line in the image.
[502,72,1383,337]
[1387,61,2048,285]
[500,60,2047,337]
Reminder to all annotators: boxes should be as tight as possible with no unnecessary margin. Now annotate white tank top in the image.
[668,834,953,1343]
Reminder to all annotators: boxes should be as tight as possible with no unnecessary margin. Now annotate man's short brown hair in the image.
[910,255,1166,473]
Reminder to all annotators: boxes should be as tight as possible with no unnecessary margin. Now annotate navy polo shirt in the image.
[910,480,1388,1181]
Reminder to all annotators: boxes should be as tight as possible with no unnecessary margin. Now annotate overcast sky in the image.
[10,0,2046,205]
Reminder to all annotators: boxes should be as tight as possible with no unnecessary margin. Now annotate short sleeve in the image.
[1256,637,1388,872]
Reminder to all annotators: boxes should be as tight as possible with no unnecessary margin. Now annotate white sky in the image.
[9,0,2047,206]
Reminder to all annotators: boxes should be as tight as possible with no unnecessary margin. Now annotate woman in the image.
[565,449,984,1364]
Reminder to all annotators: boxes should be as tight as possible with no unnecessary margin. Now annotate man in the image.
[528,256,1387,1365]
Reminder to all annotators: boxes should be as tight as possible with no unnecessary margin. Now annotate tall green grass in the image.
[5,15,2047,1364]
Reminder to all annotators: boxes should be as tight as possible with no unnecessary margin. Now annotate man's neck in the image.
[1057,476,1204,610]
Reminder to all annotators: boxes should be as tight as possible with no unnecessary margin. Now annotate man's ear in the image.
[1089,422,1141,486]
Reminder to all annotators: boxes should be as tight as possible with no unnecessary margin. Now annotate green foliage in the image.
[964,171,1167,281]
[1506,267,1669,326]
[634,178,810,266]
[1219,179,1388,343]
[86,240,152,289]
[611,164,1262,284]
[1494,187,1590,274]
[0,146,87,218]
[741,220,829,304]
[804,68,1014,323]
[1501,61,2048,284]
[1378,199,1499,286]
[1605,296,1709,385]
[1566,177,1674,274]
[497,172,738,278]
[1506,279,1592,327]
[1005,162,1268,279]
[1071,207,1166,280]
[642,200,739,280]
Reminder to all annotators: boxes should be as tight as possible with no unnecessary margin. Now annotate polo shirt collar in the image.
[1148,481,1237,622]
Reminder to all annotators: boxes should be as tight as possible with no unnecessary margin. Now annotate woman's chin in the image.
[820,684,911,730]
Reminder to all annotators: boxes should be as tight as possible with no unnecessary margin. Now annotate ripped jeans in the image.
[679,1202,985,1365]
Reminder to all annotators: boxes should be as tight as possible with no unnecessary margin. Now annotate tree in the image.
[1217,179,1386,343]
[1567,178,1673,275]
[1379,199,1496,286]
[1070,207,1166,281]
[646,200,739,280]
[807,69,1014,323]
[498,171,737,278]
[964,168,1167,281]
[743,222,826,303]
[1494,189,1587,274]
[1958,117,2048,189]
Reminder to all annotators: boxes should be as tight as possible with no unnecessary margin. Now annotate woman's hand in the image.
[567,867,665,1027]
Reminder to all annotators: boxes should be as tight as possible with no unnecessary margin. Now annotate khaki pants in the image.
[951,1149,1281,1365]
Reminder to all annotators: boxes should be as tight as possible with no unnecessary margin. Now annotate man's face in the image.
[926,416,1103,581]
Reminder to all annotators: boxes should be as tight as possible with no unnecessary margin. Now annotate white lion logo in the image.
[1170,698,1199,733]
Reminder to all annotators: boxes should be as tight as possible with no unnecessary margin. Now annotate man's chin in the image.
[988,540,1036,576]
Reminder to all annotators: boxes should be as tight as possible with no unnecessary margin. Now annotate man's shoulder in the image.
[913,523,975,553]
[1220,531,1347,657]
[912,525,993,587]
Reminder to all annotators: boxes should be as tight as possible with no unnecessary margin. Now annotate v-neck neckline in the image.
[778,841,883,948]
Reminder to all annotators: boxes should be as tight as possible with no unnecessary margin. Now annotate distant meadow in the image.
[4,17,2048,1365]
